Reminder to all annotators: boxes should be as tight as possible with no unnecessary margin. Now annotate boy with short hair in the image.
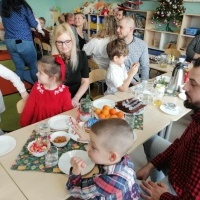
[105,38,139,95]
[67,118,140,200]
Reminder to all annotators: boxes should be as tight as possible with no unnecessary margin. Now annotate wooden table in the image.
[150,63,174,73]
[0,90,190,199]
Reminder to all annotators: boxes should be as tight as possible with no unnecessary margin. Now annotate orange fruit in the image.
[95,108,102,115]
[98,113,106,119]
[110,114,118,118]
[109,108,117,115]
[102,109,109,116]
[102,105,111,110]
[116,111,124,119]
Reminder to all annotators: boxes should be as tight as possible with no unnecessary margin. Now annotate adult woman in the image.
[65,13,75,26]
[83,15,118,70]
[74,12,89,50]
[51,23,89,107]
[0,0,38,82]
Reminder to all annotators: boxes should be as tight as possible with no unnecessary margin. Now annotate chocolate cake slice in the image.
[116,98,146,114]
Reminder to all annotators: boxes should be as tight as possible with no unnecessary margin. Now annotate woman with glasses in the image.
[51,23,89,107]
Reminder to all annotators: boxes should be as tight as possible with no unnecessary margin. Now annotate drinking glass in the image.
[36,122,50,145]
[125,114,135,129]
[45,146,58,168]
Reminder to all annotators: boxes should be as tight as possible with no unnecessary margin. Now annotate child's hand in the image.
[70,157,86,175]
[71,120,90,142]
[128,62,139,77]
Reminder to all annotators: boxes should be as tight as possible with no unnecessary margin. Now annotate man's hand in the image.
[70,157,86,175]
[137,163,154,180]
[140,180,168,200]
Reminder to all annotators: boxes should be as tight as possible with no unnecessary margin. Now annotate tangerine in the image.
[109,108,117,115]
[102,105,111,110]
[116,111,124,119]
[95,108,102,115]
[110,114,118,118]
[98,113,106,119]
[102,109,110,116]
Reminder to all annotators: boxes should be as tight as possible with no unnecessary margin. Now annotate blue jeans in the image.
[5,39,37,82]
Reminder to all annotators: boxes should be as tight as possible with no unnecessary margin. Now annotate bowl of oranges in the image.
[94,105,124,119]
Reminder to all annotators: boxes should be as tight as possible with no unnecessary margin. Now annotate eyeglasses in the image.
[56,40,72,46]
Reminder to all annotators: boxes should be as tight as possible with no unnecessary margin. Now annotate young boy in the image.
[67,118,140,200]
[105,38,139,95]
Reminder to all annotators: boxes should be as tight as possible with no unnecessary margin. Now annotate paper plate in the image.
[179,93,186,100]
[58,150,95,175]
[0,135,16,156]
[48,115,75,130]
[92,99,115,109]
[160,104,181,116]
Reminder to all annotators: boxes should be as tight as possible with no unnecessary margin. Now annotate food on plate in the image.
[29,137,48,153]
[53,136,67,143]
[116,98,146,114]
[94,105,124,119]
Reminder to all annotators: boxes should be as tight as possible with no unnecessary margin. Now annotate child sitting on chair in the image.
[20,55,73,127]
[105,38,139,95]
[67,118,140,200]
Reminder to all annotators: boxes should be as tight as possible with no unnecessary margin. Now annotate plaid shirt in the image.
[152,111,200,200]
[66,155,140,200]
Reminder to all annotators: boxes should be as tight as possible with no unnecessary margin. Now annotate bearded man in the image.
[136,58,200,199]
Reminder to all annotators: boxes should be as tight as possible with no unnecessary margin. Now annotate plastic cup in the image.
[45,146,58,168]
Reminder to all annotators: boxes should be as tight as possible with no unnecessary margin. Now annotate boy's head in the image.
[106,38,129,64]
[87,118,135,165]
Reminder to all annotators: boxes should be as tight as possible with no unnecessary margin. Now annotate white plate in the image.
[179,93,186,100]
[48,115,75,130]
[0,135,16,156]
[160,104,181,116]
[58,150,95,175]
[92,99,115,109]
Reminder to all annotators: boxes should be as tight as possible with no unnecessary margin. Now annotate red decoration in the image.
[53,55,66,81]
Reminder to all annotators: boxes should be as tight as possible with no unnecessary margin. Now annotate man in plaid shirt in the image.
[137,58,200,199]
[66,119,140,199]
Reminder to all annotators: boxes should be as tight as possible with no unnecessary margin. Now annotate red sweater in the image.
[152,112,200,200]
[20,83,73,127]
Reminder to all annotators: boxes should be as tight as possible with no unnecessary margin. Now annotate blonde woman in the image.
[51,23,89,107]
[73,12,89,50]
[83,15,118,70]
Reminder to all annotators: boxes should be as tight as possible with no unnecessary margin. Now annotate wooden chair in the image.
[34,37,43,57]
[164,48,181,59]
[88,58,99,70]
[16,99,26,114]
[41,42,51,55]
[89,68,106,100]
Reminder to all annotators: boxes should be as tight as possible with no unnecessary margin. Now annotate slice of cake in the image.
[116,98,146,114]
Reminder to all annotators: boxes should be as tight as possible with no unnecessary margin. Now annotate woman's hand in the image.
[20,91,29,100]
[137,162,154,180]
[72,96,80,107]
[70,156,86,175]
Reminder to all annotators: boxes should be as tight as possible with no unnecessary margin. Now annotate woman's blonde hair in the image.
[74,12,88,29]
[51,23,78,71]
[97,15,118,40]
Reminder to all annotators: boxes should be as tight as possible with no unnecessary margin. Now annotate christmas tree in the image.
[152,0,185,32]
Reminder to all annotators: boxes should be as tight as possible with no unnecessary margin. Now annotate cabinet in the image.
[85,14,104,37]
[177,14,200,53]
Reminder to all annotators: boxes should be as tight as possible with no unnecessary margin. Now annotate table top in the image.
[150,63,175,73]
[0,84,191,200]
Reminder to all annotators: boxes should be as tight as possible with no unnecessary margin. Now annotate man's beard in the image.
[184,99,200,111]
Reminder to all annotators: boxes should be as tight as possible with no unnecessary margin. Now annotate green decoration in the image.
[152,0,185,32]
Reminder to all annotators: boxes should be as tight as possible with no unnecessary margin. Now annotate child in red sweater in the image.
[20,55,73,127]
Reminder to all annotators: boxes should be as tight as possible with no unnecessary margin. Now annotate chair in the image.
[88,58,99,70]
[41,42,51,55]
[34,37,43,57]
[89,68,106,100]
[16,99,26,114]
[164,48,181,59]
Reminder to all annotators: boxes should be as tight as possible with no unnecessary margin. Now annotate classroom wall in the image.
[27,0,200,27]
